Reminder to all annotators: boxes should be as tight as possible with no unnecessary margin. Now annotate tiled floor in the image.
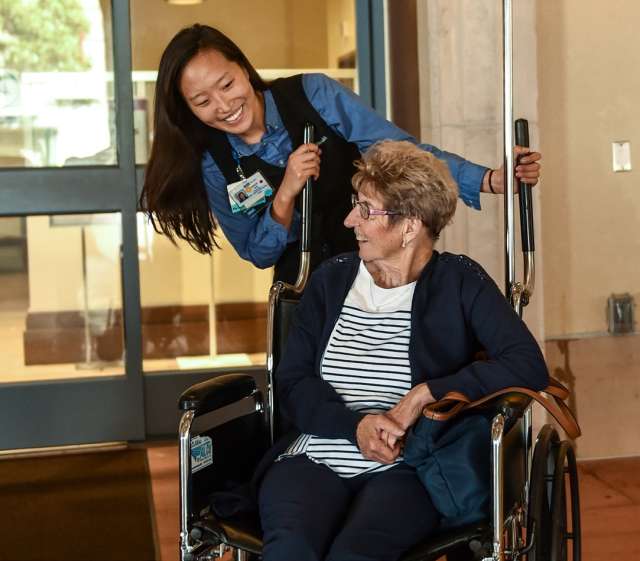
[147,443,640,561]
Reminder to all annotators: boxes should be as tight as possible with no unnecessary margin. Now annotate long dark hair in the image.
[140,24,268,254]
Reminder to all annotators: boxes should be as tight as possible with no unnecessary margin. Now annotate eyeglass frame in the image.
[351,193,401,220]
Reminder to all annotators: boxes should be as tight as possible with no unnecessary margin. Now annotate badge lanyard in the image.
[231,148,246,180]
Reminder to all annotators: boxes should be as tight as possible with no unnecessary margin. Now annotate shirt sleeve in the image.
[202,153,301,268]
[302,73,487,210]
[427,275,549,401]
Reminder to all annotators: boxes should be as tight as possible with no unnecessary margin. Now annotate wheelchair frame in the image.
[177,2,581,559]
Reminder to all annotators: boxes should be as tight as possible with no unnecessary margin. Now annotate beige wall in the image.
[285,0,329,68]
[130,0,328,71]
[537,1,640,459]
[0,218,22,237]
[27,216,122,313]
[212,237,273,304]
[26,215,271,313]
[546,334,640,459]
[537,1,640,337]
[326,0,356,67]
[138,231,209,308]
[140,232,271,307]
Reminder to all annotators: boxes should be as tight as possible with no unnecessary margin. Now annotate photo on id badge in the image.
[228,171,273,215]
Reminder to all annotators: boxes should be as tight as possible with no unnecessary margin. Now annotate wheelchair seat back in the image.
[273,295,300,374]
[270,292,302,438]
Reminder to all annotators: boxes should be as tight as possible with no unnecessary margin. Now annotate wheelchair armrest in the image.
[179,373,258,417]
[473,392,532,429]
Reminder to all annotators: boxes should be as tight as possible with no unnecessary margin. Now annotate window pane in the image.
[138,214,271,373]
[0,0,115,167]
[0,213,124,384]
[130,0,357,165]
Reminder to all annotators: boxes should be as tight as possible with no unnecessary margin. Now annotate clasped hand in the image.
[356,383,435,464]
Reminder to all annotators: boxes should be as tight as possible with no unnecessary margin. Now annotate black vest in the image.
[206,74,361,283]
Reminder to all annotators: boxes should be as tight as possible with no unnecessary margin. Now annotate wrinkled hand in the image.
[278,143,322,202]
[356,414,404,464]
[384,383,435,448]
[487,146,542,193]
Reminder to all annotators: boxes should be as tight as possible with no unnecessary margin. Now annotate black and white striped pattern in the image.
[322,305,412,412]
[281,263,415,478]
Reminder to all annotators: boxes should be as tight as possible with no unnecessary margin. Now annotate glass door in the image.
[0,0,387,447]
[0,1,144,449]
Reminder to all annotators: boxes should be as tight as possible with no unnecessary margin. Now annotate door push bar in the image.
[503,0,535,319]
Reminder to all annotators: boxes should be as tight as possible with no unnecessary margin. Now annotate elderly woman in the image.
[257,140,548,561]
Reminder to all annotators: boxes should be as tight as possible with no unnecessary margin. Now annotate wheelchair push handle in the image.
[514,118,535,312]
[290,123,314,292]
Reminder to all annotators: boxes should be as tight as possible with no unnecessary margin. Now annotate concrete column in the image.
[416,0,545,346]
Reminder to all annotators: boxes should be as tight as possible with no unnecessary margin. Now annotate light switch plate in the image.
[612,141,632,172]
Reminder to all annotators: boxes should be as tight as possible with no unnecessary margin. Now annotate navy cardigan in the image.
[276,251,549,447]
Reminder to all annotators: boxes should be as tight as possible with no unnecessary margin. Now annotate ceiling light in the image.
[166,0,206,5]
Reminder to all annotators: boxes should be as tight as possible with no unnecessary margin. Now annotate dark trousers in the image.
[258,455,441,561]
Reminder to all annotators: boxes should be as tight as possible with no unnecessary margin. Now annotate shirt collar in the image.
[226,89,283,156]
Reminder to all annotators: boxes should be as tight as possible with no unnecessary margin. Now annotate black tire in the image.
[550,441,581,561]
[526,425,559,560]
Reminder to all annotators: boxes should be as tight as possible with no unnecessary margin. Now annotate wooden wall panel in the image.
[23,303,267,364]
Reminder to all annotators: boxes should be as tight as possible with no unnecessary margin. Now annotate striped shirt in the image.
[281,261,416,477]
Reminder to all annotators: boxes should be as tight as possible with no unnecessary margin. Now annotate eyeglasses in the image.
[351,194,401,220]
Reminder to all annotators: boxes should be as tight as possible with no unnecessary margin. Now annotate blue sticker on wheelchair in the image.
[191,435,213,473]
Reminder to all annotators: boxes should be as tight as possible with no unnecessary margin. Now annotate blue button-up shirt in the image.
[202,73,487,269]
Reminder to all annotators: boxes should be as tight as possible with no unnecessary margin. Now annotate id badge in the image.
[227,171,273,216]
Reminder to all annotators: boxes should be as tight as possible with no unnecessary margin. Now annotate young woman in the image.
[141,24,541,282]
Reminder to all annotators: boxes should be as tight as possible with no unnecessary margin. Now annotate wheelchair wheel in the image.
[550,441,581,561]
[526,424,558,561]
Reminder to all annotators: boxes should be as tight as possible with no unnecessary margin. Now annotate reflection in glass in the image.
[138,213,271,373]
[0,0,115,167]
[0,213,124,383]
[130,0,357,165]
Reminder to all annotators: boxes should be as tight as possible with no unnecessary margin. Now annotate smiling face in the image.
[179,48,264,143]
[344,185,405,264]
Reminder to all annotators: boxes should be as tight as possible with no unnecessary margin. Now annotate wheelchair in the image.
[177,284,581,561]
[176,108,581,560]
